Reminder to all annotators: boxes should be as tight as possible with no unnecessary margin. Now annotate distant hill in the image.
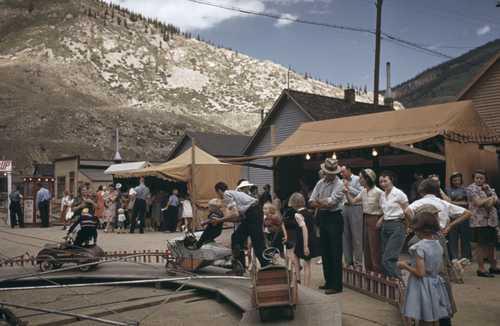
[0,0,389,174]
[391,39,500,108]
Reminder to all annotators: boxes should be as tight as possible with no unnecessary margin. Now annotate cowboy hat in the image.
[236,180,254,190]
[320,158,341,175]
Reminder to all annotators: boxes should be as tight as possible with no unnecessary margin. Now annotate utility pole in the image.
[373,0,383,106]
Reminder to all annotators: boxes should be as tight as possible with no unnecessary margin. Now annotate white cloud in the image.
[106,0,266,30]
[476,25,491,36]
[274,13,298,27]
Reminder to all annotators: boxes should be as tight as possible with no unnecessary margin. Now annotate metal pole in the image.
[373,0,383,105]
[0,302,137,326]
[190,139,197,229]
[7,171,12,227]
[0,275,250,291]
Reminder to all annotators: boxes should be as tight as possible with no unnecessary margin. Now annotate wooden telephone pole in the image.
[373,0,383,105]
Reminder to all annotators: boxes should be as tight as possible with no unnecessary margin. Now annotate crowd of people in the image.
[192,157,498,326]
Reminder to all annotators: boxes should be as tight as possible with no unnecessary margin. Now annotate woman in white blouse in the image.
[377,171,409,278]
[345,169,383,273]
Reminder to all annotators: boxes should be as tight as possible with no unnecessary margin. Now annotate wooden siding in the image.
[461,59,500,135]
[246,100,311,189]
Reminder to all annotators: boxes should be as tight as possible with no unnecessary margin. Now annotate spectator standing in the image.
[259,184,273,207]
[36,183,51,227]
[164,189,180,232]
[446,172,472,260]
[94,186,105,225]
[466,170,499,277]
[130,177,150,234]
[309,158,345,294]
[60,190,73,230]
[9,186,24,228]
[345,169,383,273]
[341,166,364,267]
[377,171,409,279]
[180,194,193,231]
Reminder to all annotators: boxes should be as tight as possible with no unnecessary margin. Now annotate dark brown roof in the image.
[167,132,251,160]
[286,89,392,120]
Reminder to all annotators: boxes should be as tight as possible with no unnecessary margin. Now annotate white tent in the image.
[104,161,151,175]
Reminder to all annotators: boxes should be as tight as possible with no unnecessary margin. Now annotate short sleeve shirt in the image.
[355,186,383,215]
[223,190,258,215]
[379,187,408,220]
[466,183,498,228]
[408,194,466,229]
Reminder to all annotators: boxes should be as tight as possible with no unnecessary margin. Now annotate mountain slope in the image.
[392,39,500,108]
[0,0,386,174]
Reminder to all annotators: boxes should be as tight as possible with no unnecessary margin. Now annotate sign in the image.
[0,161,12,173]
[24,199,34,223]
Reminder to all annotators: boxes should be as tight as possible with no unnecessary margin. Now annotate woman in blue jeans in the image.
[376,171,409,279]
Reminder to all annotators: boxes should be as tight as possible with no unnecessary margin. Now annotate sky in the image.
[108,0,500,89]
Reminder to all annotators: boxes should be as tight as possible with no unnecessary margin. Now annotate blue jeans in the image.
[380,220,406,278]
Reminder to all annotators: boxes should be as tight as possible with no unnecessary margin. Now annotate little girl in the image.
[117,208,126,234]
[284,192,319,287]
[398,204,452,325]
[263,202,284,255]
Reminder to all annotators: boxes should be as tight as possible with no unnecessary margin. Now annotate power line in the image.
[183,0,457,60]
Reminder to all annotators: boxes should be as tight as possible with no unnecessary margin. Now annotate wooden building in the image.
[242,89,393,189]
[166,131,250,161]
[458,51,500,137]
[261,100,499,199]
[53,156,113,199]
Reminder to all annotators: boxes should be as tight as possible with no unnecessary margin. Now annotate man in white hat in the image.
[309,158,345,294]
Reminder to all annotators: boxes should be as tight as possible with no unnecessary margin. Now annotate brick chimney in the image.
[344,88,356,104]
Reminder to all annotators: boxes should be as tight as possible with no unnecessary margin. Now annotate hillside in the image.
[0,0,390,174]
[392,39,500,108]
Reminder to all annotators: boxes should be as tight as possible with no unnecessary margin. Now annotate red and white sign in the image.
[0,160,12,172]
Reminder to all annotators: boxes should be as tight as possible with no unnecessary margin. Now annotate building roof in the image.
[80,168,113,182]
[80,160,114,168]
[264,100,498,158]
[286,89,391,120]
[457,51,500,100]
[167,131,251,160]
[243,89,392,154]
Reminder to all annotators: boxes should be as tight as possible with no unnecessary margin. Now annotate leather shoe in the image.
[318,285,327,290]
[325,289,342,295]
[477,270,495,278]
[489,267,500,275]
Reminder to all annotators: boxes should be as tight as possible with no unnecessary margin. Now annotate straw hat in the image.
[236,180,254,190]
[320,158,341,175]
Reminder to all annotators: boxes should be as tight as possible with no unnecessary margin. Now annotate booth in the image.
[113,146,241,227]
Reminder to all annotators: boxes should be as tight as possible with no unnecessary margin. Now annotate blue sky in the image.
[110,0,500,89]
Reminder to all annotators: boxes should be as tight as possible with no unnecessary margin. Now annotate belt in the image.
[383,218,404,223]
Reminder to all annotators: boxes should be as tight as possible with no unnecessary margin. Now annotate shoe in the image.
[318,285,327,290]
[489,267,500,275]
[325,289,342,295]
[477,270,495,278]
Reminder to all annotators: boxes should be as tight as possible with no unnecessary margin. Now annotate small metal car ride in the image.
[35,237,104,272]
[165,232,233,273]
[251,248,297,322]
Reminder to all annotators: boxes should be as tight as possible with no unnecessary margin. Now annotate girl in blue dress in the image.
[398,204,452,325]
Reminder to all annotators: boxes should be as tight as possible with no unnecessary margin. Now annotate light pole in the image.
[373,0,383,106]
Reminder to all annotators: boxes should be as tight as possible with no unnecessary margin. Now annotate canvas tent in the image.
[104,161,151,175]
[113,146,241,226]
[264,100,499,186]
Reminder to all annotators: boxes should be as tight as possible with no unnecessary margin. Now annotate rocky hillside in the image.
[0,0,387,174]
[392,39,500,108]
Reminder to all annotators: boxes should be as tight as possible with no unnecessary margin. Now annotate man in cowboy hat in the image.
[309,158,345,294]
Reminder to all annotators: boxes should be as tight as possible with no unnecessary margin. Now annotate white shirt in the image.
[379,187,408,220]
[181,199,193,218]
[407,194,466,229]
[354,186,384,215]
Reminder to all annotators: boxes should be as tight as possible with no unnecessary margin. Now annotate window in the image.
[57,176,66,198]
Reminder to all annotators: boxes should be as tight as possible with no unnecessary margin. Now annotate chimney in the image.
[384,62,394,108]
[344,88,356,104]
[113,128,123,163]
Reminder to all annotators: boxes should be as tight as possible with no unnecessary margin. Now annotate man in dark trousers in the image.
[36,183,51,227]
[130,177,150,234]
[9,186,24,228]
[214,181,268,274]
[309,158,345,295]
